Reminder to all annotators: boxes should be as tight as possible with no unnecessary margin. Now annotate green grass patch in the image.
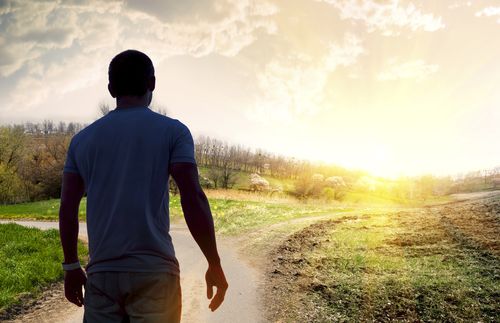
[170,195,352,235]
[0,223,88,312]
[0,198,86,221]
[1,196,353,235]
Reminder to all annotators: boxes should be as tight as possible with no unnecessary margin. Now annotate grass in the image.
[269,198,499,322]
[0,223,88,312]
[0,193,355,235]
[341,191,453,207]
[170,193,354,235]
[0,198,86,220]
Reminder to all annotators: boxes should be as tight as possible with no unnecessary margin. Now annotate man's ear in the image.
[148,76,156,92]
[108,83,116,98]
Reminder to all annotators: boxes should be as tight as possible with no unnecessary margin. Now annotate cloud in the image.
[247,33,364,123]
[319,0,445,36]
[448,1,472,10]
[0,0,278,111]
[476,7,500,23]
[377,59,439,81]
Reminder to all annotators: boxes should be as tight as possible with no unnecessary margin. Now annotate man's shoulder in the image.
[68,115,109,146]
[154,114,190,133]
[70,118,100,140]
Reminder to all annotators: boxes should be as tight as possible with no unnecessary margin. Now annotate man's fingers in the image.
[65,291,82,307]
[208,283,228,311]
[206,265,228,311]
[77,287,85,305]
[208,287,226,312]
[207,283,214,299]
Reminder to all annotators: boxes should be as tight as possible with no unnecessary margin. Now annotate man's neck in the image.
[116,95,150,109]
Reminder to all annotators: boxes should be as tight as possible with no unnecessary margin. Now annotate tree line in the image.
[1,116,499,204]
[0,118,356,203]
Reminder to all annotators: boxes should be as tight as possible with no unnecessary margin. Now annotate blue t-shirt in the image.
[63,106,196,275]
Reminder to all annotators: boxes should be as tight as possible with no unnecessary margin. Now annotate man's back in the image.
[64,106,196,275]
[59,50,227,321]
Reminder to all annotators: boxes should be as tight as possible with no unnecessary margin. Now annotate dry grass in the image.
[203,188,300,204]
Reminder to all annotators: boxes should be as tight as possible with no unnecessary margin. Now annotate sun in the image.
[361,144,398,178]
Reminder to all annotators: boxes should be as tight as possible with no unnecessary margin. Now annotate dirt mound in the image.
[264,216,361,322]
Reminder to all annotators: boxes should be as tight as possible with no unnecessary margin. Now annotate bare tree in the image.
[207,167,222,189]
[150,100,168,116]
[57,121,66,133]
[98,102,111,116]
[42,120,54,134]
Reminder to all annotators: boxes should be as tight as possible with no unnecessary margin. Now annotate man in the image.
[59,49,228,322]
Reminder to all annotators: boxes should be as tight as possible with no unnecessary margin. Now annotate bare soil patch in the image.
[264,217,360,322]
[0,281,79,323]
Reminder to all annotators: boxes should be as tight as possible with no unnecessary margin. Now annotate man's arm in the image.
[59,171,86,307]
[169,162,228,311]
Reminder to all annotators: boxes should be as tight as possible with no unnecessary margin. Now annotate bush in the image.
[0,164,27,204]
[249,173,269,192]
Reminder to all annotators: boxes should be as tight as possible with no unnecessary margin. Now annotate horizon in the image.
[2,115,498,180]
[1,1,500,178]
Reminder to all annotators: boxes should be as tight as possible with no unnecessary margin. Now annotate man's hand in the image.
[205,263,228,311]
[64,268,87,307]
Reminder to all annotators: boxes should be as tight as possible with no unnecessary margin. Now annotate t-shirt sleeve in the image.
[169,121,197,165]
[63,137,81,174]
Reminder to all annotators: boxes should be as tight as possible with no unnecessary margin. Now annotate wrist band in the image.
[62,261,81,270]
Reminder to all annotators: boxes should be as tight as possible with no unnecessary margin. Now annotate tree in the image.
[293,174,315,199]
[150,100,168,116]
[0,125,28,203]
[98,102,111,117]
[0,125,26,170]
[42,120,54,134]
[207,167,222,189]
[220,166,237,189]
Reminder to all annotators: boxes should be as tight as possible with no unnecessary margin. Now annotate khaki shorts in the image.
[83,271,181,323]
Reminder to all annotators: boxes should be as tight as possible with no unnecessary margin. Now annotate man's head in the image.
[108,50,155,105]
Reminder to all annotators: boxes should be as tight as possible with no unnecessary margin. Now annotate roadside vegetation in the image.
[0,223,87,315]
[0,193,353,235]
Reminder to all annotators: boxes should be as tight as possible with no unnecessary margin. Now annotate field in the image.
[266,195,500,322]
[0,190,498,322]
[0,223,87,315]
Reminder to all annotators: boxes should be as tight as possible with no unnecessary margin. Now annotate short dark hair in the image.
[108,49,155,97]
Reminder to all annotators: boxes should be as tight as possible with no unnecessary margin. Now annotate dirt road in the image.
[0,220,263,323]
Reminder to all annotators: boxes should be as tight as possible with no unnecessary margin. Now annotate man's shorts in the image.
[83,271,181,323]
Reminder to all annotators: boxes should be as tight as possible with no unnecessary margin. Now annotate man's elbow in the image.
[180,184,207,203]
[59,197,81,221]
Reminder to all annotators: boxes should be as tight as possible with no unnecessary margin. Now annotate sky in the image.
[0,0,499,177]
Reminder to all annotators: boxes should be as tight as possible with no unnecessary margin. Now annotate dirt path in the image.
[449,190,500,202]
[0,220,264,323]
